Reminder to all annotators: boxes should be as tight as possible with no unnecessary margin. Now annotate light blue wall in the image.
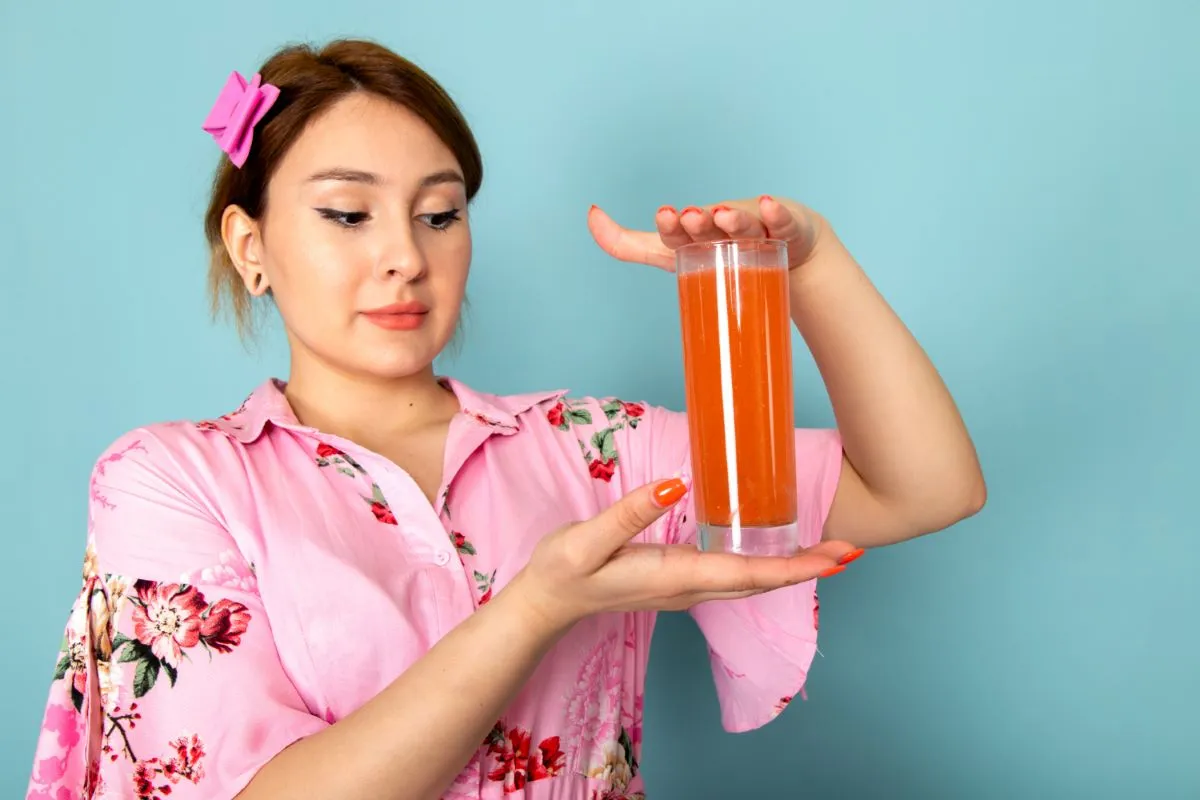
[3,1,1197,796]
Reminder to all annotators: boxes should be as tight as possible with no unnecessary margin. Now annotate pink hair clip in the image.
[201,70,280,168]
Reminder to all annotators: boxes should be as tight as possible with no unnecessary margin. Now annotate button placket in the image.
[330,445,456,567]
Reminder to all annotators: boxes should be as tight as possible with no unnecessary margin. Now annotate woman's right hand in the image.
[509,478,862,630]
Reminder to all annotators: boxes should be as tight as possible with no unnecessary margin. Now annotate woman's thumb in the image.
[580,478,689,562]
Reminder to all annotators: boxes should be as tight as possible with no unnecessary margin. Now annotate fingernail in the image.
[759,195,775,204]
[818,565,846,578]
[681,206,702,217]
[657,205,677,216]
[711,205,733,214]
[588,204,598,214]
[652,478,688,508]
[837,548,865,565]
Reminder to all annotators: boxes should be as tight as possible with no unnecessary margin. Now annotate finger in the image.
[758,195,818,262]
[587,205,675,270]
[655,206,693,250]
[576,478,689,566]
[712,205,767,239]
[678,206,724,241]
[682,541,857,594]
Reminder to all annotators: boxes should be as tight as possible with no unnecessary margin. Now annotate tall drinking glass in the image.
[675,239,798,557]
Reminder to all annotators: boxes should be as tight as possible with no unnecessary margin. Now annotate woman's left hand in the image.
[587,195,831,272]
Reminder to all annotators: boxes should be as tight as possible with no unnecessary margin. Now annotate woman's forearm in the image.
[237,575,570,800]
[790,227,986,544]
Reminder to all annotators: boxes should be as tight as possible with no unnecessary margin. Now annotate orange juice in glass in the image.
[675,239,798,557]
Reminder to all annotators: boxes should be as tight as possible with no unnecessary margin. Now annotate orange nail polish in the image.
[818,565,846,578]
[759,195,775,204]
[681,206,702,217]
[652,478,687,508]
[837,548,865,565]
[657,205,677,215]
[712,205,732,214]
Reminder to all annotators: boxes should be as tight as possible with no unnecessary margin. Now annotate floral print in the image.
[564,631,644,795]
[590,791,646,800]
[485,723,566,793]
[118,581,251,697]
[179,548,258,593]
[194,395,250,434]
[31,542,248,798]
[314,442,399,526]
[89,439,147,512]
[548,398,645,483]
[474,569,497,605]
[131,734,207,799]
[452,530,478,555]
[446,498,492,606]
[585,735,639,794]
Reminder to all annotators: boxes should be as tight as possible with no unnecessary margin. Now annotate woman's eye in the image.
[316,208,370,228]
[420,209,462,231]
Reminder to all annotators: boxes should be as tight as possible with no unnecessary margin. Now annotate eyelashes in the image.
[422,209,461,231]
[316,208,370,227]
[314,208,462,232]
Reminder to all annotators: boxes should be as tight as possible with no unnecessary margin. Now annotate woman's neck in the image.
[283,355,461,448]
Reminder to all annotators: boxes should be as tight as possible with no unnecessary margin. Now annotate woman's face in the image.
[229,91,472,380]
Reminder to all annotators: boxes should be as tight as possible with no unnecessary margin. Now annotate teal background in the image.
[3,1,1197,796]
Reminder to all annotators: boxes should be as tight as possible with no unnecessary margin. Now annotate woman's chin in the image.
[353,342,448,380]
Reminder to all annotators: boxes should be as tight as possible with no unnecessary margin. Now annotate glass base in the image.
[698,521,800,557]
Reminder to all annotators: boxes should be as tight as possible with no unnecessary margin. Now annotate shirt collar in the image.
[200,377,567,444]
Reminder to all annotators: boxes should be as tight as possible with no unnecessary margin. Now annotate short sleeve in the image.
[25,430,328,800]
[611,402,844,733]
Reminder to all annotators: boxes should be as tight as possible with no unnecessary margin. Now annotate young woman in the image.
[26,38,984,800]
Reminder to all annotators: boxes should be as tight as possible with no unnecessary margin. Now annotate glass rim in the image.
[674,237,788,255]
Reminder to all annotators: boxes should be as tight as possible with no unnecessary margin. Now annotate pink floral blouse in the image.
[26,377,842,800]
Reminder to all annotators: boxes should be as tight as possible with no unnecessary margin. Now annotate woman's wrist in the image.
[502,567,586,638]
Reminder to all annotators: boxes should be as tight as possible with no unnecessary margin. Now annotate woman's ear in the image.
[221,204,270,296]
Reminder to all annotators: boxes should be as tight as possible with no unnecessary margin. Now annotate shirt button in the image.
[434,551,452,566]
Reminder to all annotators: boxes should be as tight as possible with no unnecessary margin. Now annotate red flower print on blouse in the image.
[130,583,207,668]
[452,531,477,556]
[108,580,253,702]
[486,724,566,793]
[194,402,247,433]
[199,598,251,654]
[314,441,368,477]
[550,398,644,482]
[621,401,645,419]
[466,409,509,429]
[132,733,207,799]
[316,444,400,526]
[548,399,593,431]
[369,501,397,524]
[589,458,617,482]
[813,592,820,631]
[365,484,398,525]
[475,569,497,605]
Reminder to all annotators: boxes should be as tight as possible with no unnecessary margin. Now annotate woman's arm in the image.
[585,198,987,548]
[782,202,986,546]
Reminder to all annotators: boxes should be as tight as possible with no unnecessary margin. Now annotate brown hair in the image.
[203,39,484,337]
